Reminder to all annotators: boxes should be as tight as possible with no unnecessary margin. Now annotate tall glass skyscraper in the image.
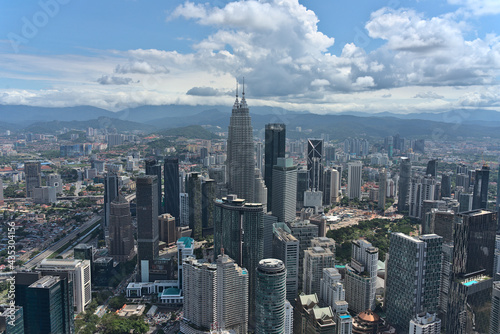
[255,259,287,334]
[226,87,255,203]
[472,165,490,210]
[164,157,180,224]
[398,157,411,213]
[307,139,323,191]
[145,158,163,215]
[264,123,286,212]
[103,172,119,230]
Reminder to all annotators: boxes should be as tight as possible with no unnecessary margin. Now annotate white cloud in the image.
[414,91,445,99]
[448,0,500,16]
[115,61,169,74]
[97,75,136,85]
[458,89,500,106]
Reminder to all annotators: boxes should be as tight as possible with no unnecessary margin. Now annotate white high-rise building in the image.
[378,168,387,210]
[303,246,334,295]
[284,300,293,334]
[37,258,91,314]
[409,312,441,334]
[331,168,340,203]
[347,161,362,200]
[216,254,249,334]
[320,268,345,312]
[344,240,378,314]
[490,282,500,334]
[273,224,299,303]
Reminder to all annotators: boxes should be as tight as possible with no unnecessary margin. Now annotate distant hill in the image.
[157,125,220,140]
[23,117,154,134]
[0,105,115,125]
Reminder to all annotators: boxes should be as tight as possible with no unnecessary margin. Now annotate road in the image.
[22,215,101,270]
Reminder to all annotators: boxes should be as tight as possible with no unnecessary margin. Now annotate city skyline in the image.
[1,0,500,114]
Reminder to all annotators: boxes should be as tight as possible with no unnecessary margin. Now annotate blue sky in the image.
[0,0,499,113]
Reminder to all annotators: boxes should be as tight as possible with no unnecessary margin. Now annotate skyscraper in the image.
[265,123,286,212]
[307,139,323,191]
[347,161,362,200]
[136,175,159,281]
[386,233,443,333]
[25,161,41,198]
[490,282,500,334]
[303,246,334,295]
[296,168,308,209]
[202,179,216,236]
[214,194,264,326]
[441,173,451,198]
[288,220,319,291]
[345,239,378,314]
[255,259,287,334]
[398,157,412,212]
[164,157,180,224]
[109,194,135,262]
[103,172,119,230]
[426,159,438,177]
[378,168,387,210]
[186,172,203,240]
[472,165,490,210]
[331,168,340,203]
[272,158,297,222]
[273,224,299,304]
[226,86,255,203]
[145,158,163,215]
[0,178,4,206]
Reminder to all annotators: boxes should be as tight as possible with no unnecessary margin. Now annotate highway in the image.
[22,215,101,270]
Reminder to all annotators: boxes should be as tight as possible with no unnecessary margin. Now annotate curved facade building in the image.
[255,259,287,334]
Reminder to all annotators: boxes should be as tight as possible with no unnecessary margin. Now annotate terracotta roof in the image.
[358,310,380,323]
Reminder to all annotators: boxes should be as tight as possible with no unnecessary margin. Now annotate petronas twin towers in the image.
[226,83,256,203]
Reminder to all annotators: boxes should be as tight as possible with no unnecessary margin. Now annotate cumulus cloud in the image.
[414,91,445,99]
[97,75,136,85]
[448,0,500,16]
[115,61,169,74]
[186,86,231,96]
[458,89,500,107]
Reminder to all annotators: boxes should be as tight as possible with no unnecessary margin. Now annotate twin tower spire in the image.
[233,78,247,109]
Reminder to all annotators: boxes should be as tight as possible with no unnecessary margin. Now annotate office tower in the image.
[272,158,297,222]
[0,305,24,334]
[320,268,346,310]
[103,172,119,230]
[108,194,135,262]
[296,168,308,209]
[311,237,335,256]
[36,258,92,315]
[331,168,340,203]
[265,123,286,212]
[73,244,94,265]
[182,257,217,330]
[164,157,180,223]
[459,193,473,212]
[159,213,177,246]
[254,169,268,211]
[256,142,264,176]
[309,216,327,238]
[285,300,293,334]
[145,158,163,215]
[216,254,249,333]
[307,139,324,191]
[255,259,287,334]
[136,175,159,281]
[441,173,451,198]
[325,145,336,162]
[186,172,203,240]
[344,240,378,314]
[409,313,441,334]
[47,173,63,194]
[491,282,500,334]
[273,224,299,303]
[426,159,438,177]
[294,294,337,334]
[263,214,278,258]
[427,209,455,243]
[378,168,387,210]
[409,176,437,219]
[439,242,453,321]
[303,246,334,295]
[25,276,74,334]
[289,220,319,290]
[107,133,123,147]
[347,161,362,200]
[202,179,216,236]
[214,195,264,326]
[398,157,411,212]
[33,186,56,204]
[0,178,3,206]
[323,168,333,206]
[472,165,490,210]
[25,161,41,198]
[226,87,255,203]
[386,233,443,333]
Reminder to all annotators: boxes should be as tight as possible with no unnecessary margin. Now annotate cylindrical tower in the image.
[255,258,287,334]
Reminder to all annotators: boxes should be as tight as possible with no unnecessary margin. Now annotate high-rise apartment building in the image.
[378,169,387,210]
[145,158,163,215]
[255,259,287,334]
[158,213,177,246]
[103,172,119,230]
[226,88,255,202]
[0,178,3,206]
[273,224,299,303]
[288,220,319,290]
[398,157,411,212]
[409,312,441,334]
[331,168,340,203]
[25,161,41,198]
[386,233,443,333]
[265,123,286,212]
[272,158,297,222]
[136,175,159,281]
[187,172,203,240]
[307,139,323,191]
[109,194,135,262]
[490,281,500,334]
[345,240,378,314]
[164,157,180,223]
[347,161,362,200]
[409,176,437,219]
[320,268,346,312]
[202,179,216,236]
